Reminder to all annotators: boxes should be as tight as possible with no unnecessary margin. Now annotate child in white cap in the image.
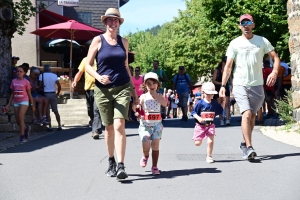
[133,72,167,175]
[191,82,223,163]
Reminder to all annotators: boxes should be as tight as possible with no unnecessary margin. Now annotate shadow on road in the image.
[123,167,222,183]
[1,127,92,154]
[215,152,300,163]
[260,152,300,160]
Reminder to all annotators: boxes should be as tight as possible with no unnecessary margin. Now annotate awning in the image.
[39,9,73,28]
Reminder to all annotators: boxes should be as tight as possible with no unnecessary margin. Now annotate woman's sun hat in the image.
[101,8,124,25]
[202,82,218,94]
[143,72,158,83]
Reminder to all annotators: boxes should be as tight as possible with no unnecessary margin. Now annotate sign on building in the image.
[58,0,79,7]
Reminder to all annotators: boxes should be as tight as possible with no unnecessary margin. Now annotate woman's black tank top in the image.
[96,34,130,88]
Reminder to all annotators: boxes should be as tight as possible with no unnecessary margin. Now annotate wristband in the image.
[31,104,35,106]
[221,85,226,88]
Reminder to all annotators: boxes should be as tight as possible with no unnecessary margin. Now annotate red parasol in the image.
[31,20,104,98]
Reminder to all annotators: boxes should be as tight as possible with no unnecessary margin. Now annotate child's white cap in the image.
[143,72,158,83]
[202,82,218,94]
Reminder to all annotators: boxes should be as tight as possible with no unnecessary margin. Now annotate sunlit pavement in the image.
[1,116,300,200]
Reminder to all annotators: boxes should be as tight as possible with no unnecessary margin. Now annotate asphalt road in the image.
[1,116,300,200]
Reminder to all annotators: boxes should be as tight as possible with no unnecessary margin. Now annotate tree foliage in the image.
[124,0,289,85]
[0,0,44,36]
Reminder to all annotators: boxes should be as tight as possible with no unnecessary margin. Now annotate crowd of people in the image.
[4,9,292,182]
[5,58,63,143]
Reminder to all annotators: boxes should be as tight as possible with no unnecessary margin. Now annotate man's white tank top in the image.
[141,93,161,126]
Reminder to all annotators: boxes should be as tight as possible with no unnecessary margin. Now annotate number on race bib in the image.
[144,113,162,121]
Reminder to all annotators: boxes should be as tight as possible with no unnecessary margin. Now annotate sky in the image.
[119,0,186,35]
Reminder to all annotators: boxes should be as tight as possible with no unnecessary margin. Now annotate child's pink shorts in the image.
[192,123,215,141]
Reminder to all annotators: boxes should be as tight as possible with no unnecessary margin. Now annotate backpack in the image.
[175,73,189,87]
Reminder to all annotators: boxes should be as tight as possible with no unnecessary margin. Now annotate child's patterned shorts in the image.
[138,122,163,142]
[192,123,215,141]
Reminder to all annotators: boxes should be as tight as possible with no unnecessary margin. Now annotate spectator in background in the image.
[276,61,291,100]
[132,67,143,97]
[72,57,103,139]
[170,94,178,118]
[29,67,49,125]
[5,65,35,143]
[132,66,144,121]
[11,56,19,77]
[151,60,168,120]
[39,65,62,131]
[172,66,193,121]
[128,66,134,121]
[150,60,168,94]
[262,60,275,117]
[213,57,232,126]
[166,89,173,118]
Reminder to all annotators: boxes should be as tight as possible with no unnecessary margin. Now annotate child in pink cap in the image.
[191,82,223,163]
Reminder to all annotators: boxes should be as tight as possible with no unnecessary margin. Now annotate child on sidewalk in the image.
[5,65,35,143]
[191,82,223,163]
[133,72,167,175]
[170,94,178,118]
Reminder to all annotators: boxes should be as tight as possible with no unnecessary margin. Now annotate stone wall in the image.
[0,98,46,133]
[288,0,300,122]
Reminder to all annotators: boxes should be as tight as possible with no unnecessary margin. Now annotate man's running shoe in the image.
[105,161,117,177]
[116,164,128,180]
[24,126,31,140]
[243,146,257,160]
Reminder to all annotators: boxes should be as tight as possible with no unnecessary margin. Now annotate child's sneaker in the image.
[20,135,27,143]
[140,156,148,168]
[206,156,215,163]
[151,166,160,175]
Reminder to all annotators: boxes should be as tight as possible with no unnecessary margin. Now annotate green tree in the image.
[0,0,43,97]
[124,0,289,86]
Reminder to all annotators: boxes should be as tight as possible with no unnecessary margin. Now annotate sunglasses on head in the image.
[240,21,253,26]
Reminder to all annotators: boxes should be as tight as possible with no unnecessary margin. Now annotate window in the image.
[77,12,93,26]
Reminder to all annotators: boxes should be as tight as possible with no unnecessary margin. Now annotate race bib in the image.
[201,111,215,122]
[14,90,24,98]
[144,112,162,121]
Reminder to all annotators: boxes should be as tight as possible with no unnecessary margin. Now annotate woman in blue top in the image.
[85,8,138,181]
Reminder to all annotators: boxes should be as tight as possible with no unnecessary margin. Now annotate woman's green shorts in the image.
[94,82,132,126]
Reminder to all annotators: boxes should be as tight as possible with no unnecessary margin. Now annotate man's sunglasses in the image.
[240,21,253,26]
[135,70,140,72]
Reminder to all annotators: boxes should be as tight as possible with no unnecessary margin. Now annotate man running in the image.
[219,14,280,160]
